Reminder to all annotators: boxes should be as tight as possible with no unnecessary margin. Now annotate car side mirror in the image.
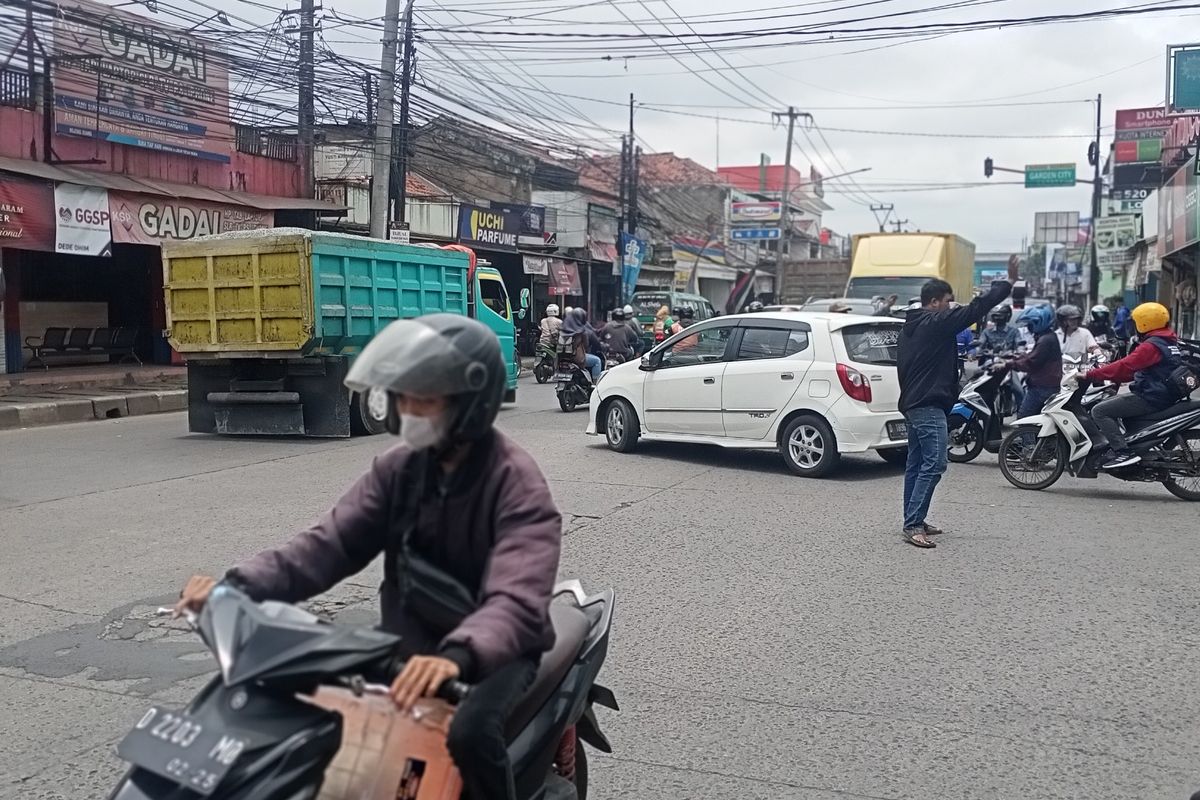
[640,352,660,371]
[519,288,531,309]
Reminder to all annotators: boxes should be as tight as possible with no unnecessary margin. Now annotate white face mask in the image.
[399,413,445,450]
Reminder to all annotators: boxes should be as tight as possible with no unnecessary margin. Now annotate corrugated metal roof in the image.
[0,156,344,211]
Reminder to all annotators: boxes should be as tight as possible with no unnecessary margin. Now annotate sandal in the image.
[904,531,936,548]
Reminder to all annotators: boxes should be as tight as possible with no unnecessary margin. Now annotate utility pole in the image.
[1089,92,1103,306]
[630,146,640,235]
[297,0,315,218]
[771,107,812,256]
[394,0,416,226]
[870,203,895,233]
[627,94,638,234]
[369,0,403,238]
[617,134,627,236]
[891,218,909,233]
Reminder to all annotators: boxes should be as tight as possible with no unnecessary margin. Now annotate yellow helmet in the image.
[1130,302,1169,334]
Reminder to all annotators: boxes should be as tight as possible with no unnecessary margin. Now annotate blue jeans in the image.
[584,353,601,381]
[1017,384,1056,418]
[903,406,949,530]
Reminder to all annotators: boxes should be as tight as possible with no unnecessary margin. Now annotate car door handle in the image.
[781,373,794,380]
[703,377,715,384]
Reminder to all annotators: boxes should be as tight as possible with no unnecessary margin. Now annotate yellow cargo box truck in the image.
[845,233,976,306]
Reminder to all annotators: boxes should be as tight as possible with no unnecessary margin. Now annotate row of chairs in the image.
[24,326,141,369]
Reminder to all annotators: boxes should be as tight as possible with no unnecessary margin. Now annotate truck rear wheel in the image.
[349,388,389,436]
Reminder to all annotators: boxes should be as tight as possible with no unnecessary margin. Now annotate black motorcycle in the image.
[107,582,616,800]
[555,339,594,413]
[533,341,556,384]
[999,377,1200,500]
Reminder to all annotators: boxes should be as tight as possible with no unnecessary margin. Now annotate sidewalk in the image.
[0,365,187,431]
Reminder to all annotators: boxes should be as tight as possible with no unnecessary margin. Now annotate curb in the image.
[0,388,187,431]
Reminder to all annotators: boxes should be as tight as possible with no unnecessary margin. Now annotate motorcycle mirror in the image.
[519,288,530,309]
[517,308,527,320]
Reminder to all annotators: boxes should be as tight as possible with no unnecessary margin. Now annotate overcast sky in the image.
[393,0,1183,252]
[84,0,1186,251]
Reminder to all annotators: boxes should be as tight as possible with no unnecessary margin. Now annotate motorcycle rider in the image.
[1080,302,1190,470]
[980,306,1020,354]
[562,307,603,382]
[538,303,562,347]
[173,314,562,800]
[995,305,1062,417]
[622,303,644,355]
[1087,304,1116,341]
[746,300,765,313]
[652,304,675,342]
[677,306,697,327]
[603,307,638,362]
[1056,304,1101,363]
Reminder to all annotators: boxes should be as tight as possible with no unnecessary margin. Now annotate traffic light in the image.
[984,157,994,179]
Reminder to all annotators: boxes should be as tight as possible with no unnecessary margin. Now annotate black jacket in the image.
[898,281,1012,413]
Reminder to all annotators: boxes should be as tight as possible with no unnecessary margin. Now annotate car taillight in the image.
[836,363,872,403]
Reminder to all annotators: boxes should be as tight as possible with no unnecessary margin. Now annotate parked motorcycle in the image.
[948,361,1013,463]
[107,582,616,800]
[998,374,1200,500]
[533,342,556,384]
[555,338,594,413]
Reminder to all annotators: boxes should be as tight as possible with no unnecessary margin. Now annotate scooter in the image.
[555,338,595,413]
[107,582,616,800]
[947,360,1013,463]
[533,342,556,384]
[998,372,1200,500]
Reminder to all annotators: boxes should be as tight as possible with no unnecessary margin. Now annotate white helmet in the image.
[546,303,560,317]
[564,306,574,316]
[623,304,634,316]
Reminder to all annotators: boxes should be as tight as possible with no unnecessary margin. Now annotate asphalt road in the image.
[2,376,1199,799]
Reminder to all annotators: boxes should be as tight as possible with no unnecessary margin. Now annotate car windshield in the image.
[631,293,671,317]
[842,323,901,365]
[845,278,930,305]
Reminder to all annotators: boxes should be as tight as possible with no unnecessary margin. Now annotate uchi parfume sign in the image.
[53,0,232,163]
[457,204,518,251]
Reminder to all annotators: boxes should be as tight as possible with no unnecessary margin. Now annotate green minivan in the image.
[629,290,718,347]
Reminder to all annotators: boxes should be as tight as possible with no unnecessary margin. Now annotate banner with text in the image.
[1094,215,1139,270]
[109,192,272,244]
[55,183,112,256]
[457,204,518,251]
[52,0,233,162]
[0,179,54,252]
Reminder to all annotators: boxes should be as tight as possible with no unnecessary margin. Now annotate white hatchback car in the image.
[585,311,910,477]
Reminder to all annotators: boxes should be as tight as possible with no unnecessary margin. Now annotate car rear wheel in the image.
[604,399,639,452]
[780,415,840,478]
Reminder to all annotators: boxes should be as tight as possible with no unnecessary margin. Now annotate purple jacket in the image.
[227,431,562,679]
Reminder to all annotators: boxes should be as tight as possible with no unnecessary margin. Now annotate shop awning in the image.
[0,156,345,212]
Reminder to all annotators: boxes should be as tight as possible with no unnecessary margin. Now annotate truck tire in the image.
[505,387,517,404]
[349,387,389,436]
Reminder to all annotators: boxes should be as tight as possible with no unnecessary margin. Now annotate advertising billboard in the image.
[109,192,272,243]
[730,201,781,224]
[1113,107,1167,165]
[52,0,233,162]
[457,203,518,251]
[0,179,54,251]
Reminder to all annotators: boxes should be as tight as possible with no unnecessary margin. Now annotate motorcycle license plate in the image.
[117,706,249,795]
[554,373,574,382]
[886,421,908,441]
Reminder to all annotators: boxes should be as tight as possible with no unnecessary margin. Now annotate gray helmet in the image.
[345,313,505,440]
[1056,304,1083,323]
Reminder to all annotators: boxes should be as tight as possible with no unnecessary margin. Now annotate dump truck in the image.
[844,233,976,306]
[163,229,520,437]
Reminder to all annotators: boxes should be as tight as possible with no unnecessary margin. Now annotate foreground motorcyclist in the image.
[174,314,562,800]
[1080,302,1189,470]
[994,305,1061,417]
